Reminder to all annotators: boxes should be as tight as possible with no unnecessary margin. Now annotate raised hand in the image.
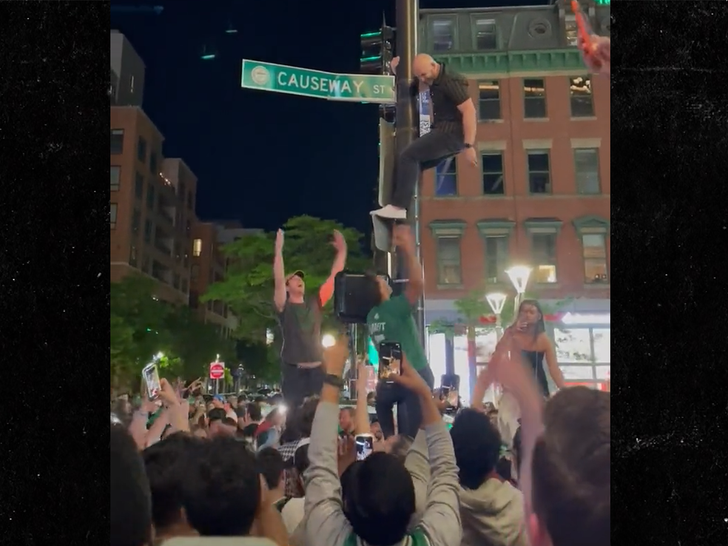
[332,230,347,253]
[275,229,284,253]
[392,225,415,253]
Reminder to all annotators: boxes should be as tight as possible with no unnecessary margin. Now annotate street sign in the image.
[241,59,395,104]
[209,361,225,380]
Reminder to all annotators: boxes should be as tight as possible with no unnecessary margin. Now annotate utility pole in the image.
[394,0,425,348]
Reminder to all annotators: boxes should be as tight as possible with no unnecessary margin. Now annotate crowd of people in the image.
[111,39,611,546]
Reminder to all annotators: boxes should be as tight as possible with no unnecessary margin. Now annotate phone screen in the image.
[378,341,402,381]
[142,363,161,400]
[355,434,375,461]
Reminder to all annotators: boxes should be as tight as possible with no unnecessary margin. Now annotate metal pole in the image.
[394,0,424,347]
[349,323,358,398]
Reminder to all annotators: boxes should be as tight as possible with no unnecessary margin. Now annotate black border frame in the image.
[0,2,108,543]
[612,0,728,543]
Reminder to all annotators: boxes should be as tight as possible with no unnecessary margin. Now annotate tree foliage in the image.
[203,215,370,345]
[110,274,236,393]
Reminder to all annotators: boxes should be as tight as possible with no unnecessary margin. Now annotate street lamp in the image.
[321,334,336,348]
[505,265,532,312]
[485,292,507,338]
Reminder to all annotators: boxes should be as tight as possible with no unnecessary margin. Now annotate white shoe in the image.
[370,205,407,220]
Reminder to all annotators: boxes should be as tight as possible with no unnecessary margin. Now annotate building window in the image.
[523,78,547,118]
[436,237,462,285]
[431,19,455,52]
[131,209,141,234]
[137,137,147,164]
[146,184,156,210]
[110,166,120,191]
[582,234,609,284]
[193,238,202,257]
[129,245,137,267]
[110,203,118,229]
[150,152,158,175]
[570,76,594,117]
[574,148,601,194]
[144,219,153,243]
[565,16,578,46]
[478,81,500,121]
[527,150,551,194]
[484,236,509,284]
[481,152,504,195]
[531,233,558,283]
[474,18,497,50]
[111,129,124,154]
[434,158,457,197]
[135,172,144,199]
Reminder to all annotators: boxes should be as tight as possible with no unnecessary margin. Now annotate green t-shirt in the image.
[366,294,428,371]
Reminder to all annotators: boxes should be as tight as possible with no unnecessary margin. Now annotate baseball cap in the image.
[285,270,305,283]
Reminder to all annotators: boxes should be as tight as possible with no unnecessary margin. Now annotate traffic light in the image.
[360,25,395,74]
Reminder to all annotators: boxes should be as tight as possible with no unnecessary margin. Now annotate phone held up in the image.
[378,341,402,382]
[142,361,162,400]
[355,433,375,461]
[440,374,461,416]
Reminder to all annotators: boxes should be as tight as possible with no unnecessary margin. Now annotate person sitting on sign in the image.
[273,227,347,409]
[370,53,478,220]
[367,226,435,439]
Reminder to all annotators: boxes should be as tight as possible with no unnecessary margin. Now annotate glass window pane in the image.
[454,335,471,405]
[478,81,499,101]
[110,166,121,190]
[111,129,124,154]
[482,153,503,173]
[595,365,611,380]
[570,76,594,117]
[554,328,593,363]
[523,79,544,97]
[110,203,118,226]
[560,365,595,380]
[527,151,550,172]
[435,158,457,197]
[432,19,454,51]
[574,148,600,194]
[565,18,578,47]
[485,236,508,280]
[437,237,461,284]
[475,19,497,50]
[592,329,610,362]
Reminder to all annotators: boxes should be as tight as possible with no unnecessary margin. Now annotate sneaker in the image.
[370,205,407,220]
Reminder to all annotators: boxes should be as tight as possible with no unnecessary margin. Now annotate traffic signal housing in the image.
[360,26,395,74]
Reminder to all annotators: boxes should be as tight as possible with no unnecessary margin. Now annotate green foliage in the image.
[110,274,237,392]
[203,215,370,345]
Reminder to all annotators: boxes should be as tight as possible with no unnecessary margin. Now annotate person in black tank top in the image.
[511,299,566,396]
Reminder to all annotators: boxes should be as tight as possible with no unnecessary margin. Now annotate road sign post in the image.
[241,59,395,104]
[209,361,225,380]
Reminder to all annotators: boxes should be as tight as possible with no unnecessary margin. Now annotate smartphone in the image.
[355,433,375,461]
[378,341,402,381]
[142,362,161,400]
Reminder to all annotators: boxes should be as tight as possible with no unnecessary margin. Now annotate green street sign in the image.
[240,59,395,104]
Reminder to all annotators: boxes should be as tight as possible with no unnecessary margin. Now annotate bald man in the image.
[371,54,478,220]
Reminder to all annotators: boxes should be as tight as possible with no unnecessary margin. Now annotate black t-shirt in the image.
[277,291,323,364]
[411,63,470,135]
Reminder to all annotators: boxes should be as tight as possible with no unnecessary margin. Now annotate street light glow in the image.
[505,266,532,294]
[322,334,336,348]
[485,292,507,315]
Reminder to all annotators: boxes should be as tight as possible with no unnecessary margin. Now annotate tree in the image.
[110,275,173,391]
[203,215,370,346]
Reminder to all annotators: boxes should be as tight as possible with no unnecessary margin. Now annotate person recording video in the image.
[367,226,434,438]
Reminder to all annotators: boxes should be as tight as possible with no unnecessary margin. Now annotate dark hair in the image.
[293,443,310,476]
[111,425,152,546]
[257,447,286,491]
[181,436,261,536]
[208,408,226,422]
[495,457,512,482]
[242,423,259,438]
[341,452,415,546]
[223,417,238,428]
[450,408,502,490]
[142,432,203,530]
[246,402,262,422]
[512,425,523,472]
[516,299,546,339]
[531,387,610,546]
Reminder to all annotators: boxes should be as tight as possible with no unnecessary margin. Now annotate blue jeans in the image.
[375,366,435,439]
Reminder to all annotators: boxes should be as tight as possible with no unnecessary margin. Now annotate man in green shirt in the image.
[367,225,434,438]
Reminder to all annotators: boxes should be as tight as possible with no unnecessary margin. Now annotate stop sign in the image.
[209,361,225,380]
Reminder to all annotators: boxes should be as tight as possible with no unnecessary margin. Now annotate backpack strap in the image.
[274,496,292,512]
[409,528,430,546]
[343,532,359,546]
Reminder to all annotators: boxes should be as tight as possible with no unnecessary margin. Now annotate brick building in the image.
[416,0,611,397]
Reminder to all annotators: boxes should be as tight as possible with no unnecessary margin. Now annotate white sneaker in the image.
[370,205,407,220]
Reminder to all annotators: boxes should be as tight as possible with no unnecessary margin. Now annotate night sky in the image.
[111,0,545,235]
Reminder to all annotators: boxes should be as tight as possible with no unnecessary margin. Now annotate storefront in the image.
[425,300,611,404]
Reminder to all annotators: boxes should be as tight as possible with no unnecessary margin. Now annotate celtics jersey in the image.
[366,295,428,371]
[344,528,429,546]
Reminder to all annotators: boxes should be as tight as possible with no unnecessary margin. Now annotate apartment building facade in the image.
[190,222,238,338]
[417,0,611,397]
